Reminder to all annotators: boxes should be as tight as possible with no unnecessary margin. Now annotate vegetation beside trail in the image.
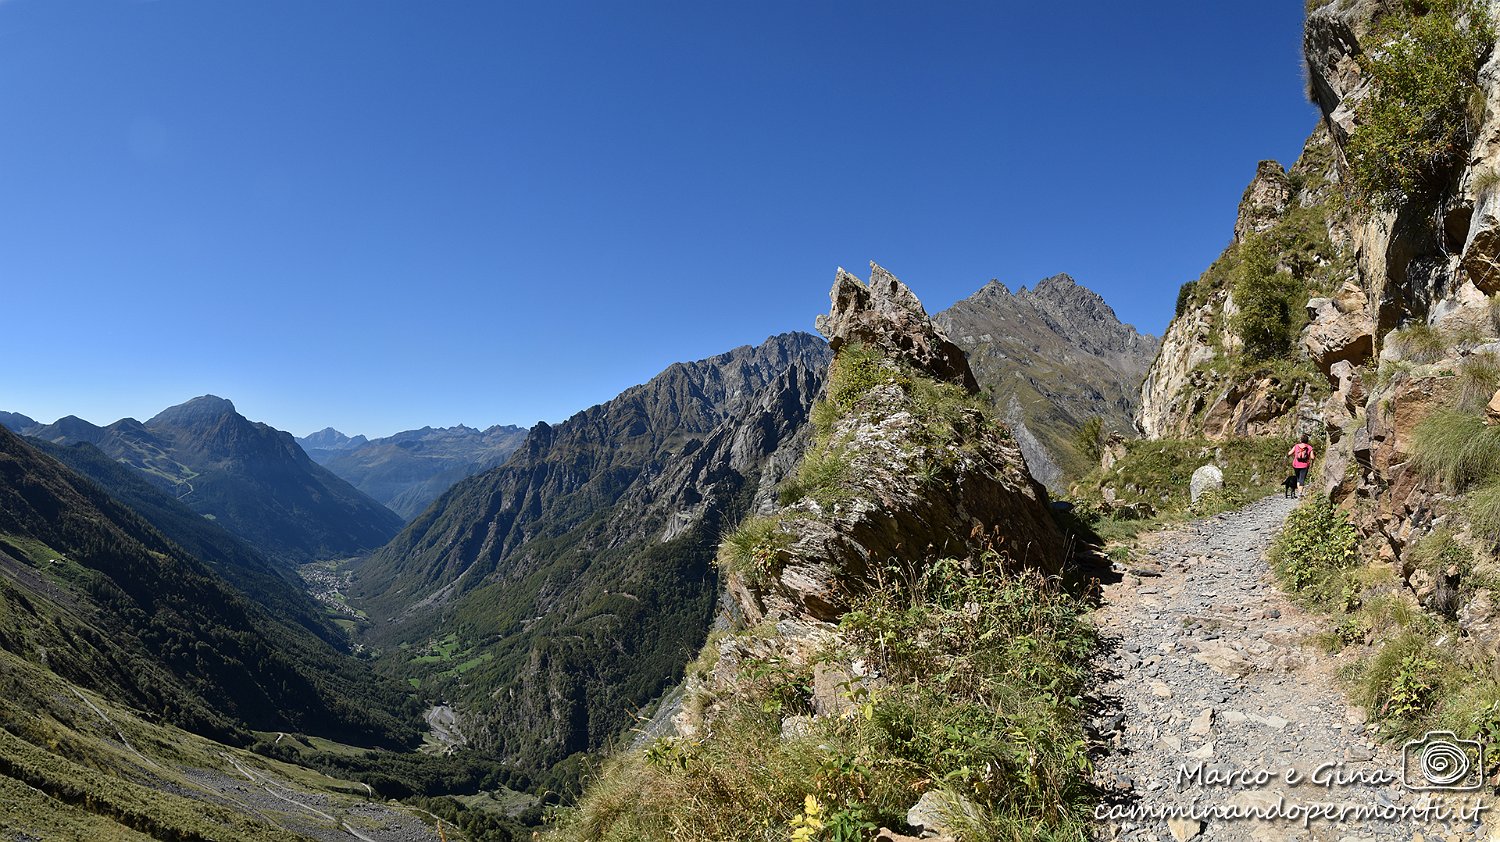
[1271,500,1500,746]
[553,559,1096,842]
[1066,435,1297,549]
[553,343,1098,841]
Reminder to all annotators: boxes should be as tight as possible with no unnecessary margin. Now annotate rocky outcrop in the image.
[1137,290,1225,439]
[1235,161,1295,243]
[1303,282,1375,373]
[818,263,979,392]
[683,265,1063,733]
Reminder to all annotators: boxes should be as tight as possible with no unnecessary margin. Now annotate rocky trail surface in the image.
[1090,495,1494,842]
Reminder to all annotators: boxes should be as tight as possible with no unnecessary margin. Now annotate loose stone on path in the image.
[1088,495,1494,842]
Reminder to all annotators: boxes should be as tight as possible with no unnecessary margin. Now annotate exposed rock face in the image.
[1304,283,1375,373]
[683,265,1064,733]
[1138,291,1226,439]
[934,273,1158,485]
[1235,161,1295,243]
[350,333,830,774]
[817,263,979,392]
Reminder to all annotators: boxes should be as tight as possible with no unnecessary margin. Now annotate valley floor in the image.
[1091,496,1494,842]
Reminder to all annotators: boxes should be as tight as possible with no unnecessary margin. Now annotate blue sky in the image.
[0,1,1318,437]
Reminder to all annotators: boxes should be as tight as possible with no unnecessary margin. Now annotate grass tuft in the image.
[1408,409,1500,491]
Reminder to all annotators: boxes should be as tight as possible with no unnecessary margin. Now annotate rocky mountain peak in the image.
[815,261,979,392]
[300,427,367,450]
[41,415,106,444]
[0,411,37,434]
[148,395,237,429]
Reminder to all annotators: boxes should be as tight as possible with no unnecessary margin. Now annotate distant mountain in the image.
[0,424,417,746]
[934,274,1158,485]
[0,411,36,433]
[303,424,531,520]
[27,437,341,642]
[350,333,829,779]
[298,426,369,460]
[25,396,404,565]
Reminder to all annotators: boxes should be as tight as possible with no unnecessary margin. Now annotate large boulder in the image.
[1190,464,1224,503]
[1303,284,1375,374]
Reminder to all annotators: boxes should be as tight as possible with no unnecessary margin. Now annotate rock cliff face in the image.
[680,264,1063,734]
[1141,0,1500,644]
[934,274,1158,485]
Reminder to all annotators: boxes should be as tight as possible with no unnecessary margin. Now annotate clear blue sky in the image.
[0,1,1318,438]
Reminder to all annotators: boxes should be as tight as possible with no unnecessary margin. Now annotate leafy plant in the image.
[1270,499,1361,608]
[1071,417,1104,466]
[1346,0,1495,208]
[1232,236,1308,361]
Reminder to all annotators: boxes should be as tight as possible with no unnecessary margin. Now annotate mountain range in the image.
[299,424,531,519]
[8,396,404,565]
[934,273,1159,485]
[0,424,417,746]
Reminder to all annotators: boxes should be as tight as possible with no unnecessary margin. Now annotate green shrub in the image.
[1466,480,1500,545]
[1071,418,1104,466]
[1409,409,1500,490]
[778,445,853,508]
[717,516,790,584]
[1232,236,1308,361]
[1270,499,1361,609]
[1355,633,1455,736]
[1347,0,1495,209]
[554,562,1096,842]
[1175,281,1196,317]
[827,345,909,411]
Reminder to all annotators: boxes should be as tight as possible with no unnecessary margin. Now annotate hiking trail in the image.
[1090,495,1494,842]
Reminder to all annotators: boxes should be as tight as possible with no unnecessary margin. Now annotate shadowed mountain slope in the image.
[0,425,418,747]
[350,332,829,780]
[26,396,403,565]
[26,437,343,643]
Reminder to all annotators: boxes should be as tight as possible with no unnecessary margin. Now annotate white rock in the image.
[1189,708,1214,737]
[1168,817,1203,841]
[1190,464,1224,503]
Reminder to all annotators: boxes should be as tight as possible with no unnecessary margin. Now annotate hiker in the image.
[1289,435,1314,498]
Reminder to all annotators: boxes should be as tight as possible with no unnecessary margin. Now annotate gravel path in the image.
[1090,495,1495,842]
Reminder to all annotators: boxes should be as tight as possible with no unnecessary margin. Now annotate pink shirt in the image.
[1290,443,1313,469]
